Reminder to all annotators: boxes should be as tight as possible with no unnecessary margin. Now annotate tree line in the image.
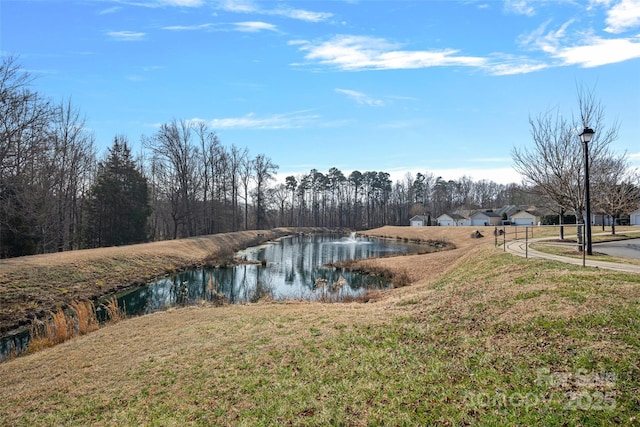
[273,170,533,230]
[2,56,638,258]
[1,57,282,257]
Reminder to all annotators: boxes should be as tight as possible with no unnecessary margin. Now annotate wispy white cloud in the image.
[335,89,384,107]
[162,21,277,33]
[112,0,205,7]
[518,19,574,54]
[517,17,640,68]
[553,35,640,66]
[271,7,332,23]
[99,6,122,15]
[604,0,640,33]
[106,30,146,41]
[218,0,257,13]
[293,34,547,75]
[295,35,486,71]
[233,21,278,32]
[218,0,332,22]
[487,59,549,75]
[159,0,205,6]
[192,111,320,130]
[290,2,640,75]
[504,0,536,16]
[163,23,214,31]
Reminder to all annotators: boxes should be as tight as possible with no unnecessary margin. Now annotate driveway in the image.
[593,238,640,259]
[504,235,640,273]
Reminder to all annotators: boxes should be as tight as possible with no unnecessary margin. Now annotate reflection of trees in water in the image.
[0,333,28,362]
[111,233,415,314]
[209,234,397,300]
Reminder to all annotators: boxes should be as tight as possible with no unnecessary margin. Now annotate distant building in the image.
[410,215,430,227]
[469,211,502,226]
[591,212,615,226]
[630,209,640,226]
[511,210,542,226]
[436,213,469,226]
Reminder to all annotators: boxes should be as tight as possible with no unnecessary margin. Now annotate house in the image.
[630,209,640,226]
[436,213,469,226]
[410,215,430,227]
[511,210,541,226]
[496,205,521,220]
[469,210,502,226]
[591,212,615,226]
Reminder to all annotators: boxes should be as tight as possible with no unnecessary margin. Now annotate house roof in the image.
[471,210,501,218]
[512,210,540,218]
[437,213,467,220]
[410,215,429,221]
[496,205,519,217]
[497,205,541,217]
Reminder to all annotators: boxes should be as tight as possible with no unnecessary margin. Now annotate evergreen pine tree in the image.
[85,138,151,247]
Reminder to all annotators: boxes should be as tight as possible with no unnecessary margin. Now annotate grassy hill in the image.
[0,226,638,425]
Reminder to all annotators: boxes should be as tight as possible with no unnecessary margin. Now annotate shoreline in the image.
[0,227,340,338]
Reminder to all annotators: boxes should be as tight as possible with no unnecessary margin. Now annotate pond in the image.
[99,232,425,317]
[1,233,426,360]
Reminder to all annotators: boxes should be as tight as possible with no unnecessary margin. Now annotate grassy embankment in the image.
[0,228,332,337]
[0,226,639,425]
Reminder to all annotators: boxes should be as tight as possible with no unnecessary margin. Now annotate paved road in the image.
[593,238,640,259]
[504,235,640,273]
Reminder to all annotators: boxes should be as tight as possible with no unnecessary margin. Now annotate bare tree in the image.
[145,119,201,238]
[229,145,248,231]
[47,99,95,251]
[195,122,222,235]
[252,154,278,229]
[592,154,640,234]
[239,150,252,230]
[512,85,620,240]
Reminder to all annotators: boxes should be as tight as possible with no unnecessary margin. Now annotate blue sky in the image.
[2,0,639,184]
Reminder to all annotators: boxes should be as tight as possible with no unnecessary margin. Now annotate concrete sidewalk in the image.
[504,237,640,274]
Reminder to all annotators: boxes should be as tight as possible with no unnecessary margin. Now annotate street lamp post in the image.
[580,127,595,256]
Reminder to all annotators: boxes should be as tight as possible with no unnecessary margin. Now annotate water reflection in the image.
[105,233,423,317]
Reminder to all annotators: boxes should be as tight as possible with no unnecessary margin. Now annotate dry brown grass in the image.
[70,300,99,335]
[27,308,74,353]
[102,297,125,323]
[27,301,100,353]
[357,226,488,291]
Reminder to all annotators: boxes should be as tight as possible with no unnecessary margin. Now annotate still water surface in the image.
[109,233,425,317]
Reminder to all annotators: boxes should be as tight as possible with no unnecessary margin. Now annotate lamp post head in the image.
[579,127,595,144]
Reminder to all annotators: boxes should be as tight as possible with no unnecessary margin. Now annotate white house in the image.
[591,212,615,226]
[511,210,540,226]
[437,213,469,226]
[410,215,430,227]
[630,209,640,226]
[469,211,502,226]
